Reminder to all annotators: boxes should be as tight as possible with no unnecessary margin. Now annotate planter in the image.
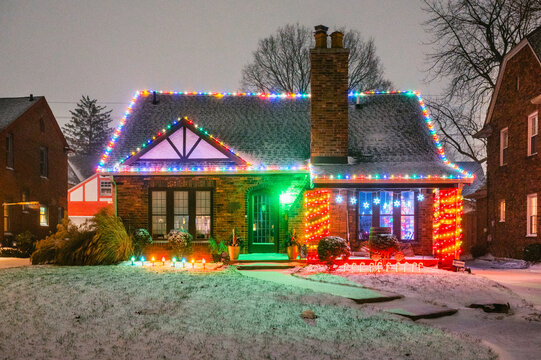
[287,245,298,260]
[228,246,240,261]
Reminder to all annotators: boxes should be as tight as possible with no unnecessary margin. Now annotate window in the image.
[379,191,393,228]
[195,191,211,240]
[100,180,113,197]
[151,191,167,236]
[528,112,538,156]
[358,192,372,240]
[39,205,48,226]
[527,194,537,236]
[39,146,48,177]
[3,205,10,232]
[499,199,506,222]
[401,191,415,240]
[58,207,64,224]
[174,191,189,231]
[6,133,13,169]
[500,128,508,166]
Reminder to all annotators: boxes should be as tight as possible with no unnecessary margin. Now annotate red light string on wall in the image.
[304,189,331,260]
[432,188,463,268]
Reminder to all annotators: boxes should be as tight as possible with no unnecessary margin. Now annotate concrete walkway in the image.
[0,257,31,269]
[472,265,541,310]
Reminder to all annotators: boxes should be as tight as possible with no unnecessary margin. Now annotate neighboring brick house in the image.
[82,25,472,263]
[0,95,69,244]
[475,26,541,258]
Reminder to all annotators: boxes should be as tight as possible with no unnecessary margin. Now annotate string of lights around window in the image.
[96,89,474,182]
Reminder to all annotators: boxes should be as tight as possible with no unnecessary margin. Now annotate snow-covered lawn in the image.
[294,265,541,360]
[0,266,495,360]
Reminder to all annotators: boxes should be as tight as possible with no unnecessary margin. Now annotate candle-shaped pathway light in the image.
[140,256,145,266]
[162,256,166,266]
[191,259,195,269]
[181,258,186,268]
[151,256,155,266]
[202,258,206,270]
[131,256,135,266]
[172,257,177,267]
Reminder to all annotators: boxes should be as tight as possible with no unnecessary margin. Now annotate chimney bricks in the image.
[310,25,350,164]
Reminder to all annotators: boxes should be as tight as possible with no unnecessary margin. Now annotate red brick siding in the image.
[0,98,68,242]
[486,45,541,257]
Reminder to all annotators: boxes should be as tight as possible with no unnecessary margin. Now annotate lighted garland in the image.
[433,188,463,268]
[97,89,474,182]
[304,189,331,260]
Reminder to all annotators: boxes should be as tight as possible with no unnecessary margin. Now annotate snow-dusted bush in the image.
[133,228,152,256]
[367,233,403,262]
[317,236,350,271]
[523,243,541,262]
[167,229,193,257]
[15,231,37,257]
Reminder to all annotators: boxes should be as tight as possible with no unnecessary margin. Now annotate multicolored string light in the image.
[97,89,473,181]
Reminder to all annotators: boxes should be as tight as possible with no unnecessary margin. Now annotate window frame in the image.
[527,193,537,237]
[149,188,213,242]
[99,179,113,197]
[500,127,508,166]
[528,112,538,156]
[499,199,505,222]
[39,146,48,178]
[6,133,14,169]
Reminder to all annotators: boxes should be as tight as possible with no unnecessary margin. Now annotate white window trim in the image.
[500,127,508,166]
[499,199,505,222]
[527,111,538,156]
[526,193,537,237]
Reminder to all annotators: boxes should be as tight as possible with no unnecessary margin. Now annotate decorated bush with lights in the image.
[317,236,350,271]
[167,229,193,257]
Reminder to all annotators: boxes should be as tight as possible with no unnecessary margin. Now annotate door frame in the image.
[247,188,280,253]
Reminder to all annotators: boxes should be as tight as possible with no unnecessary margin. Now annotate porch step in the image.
[235,263,298,270]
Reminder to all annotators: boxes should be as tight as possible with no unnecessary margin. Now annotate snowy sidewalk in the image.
[238,270,401,303]
[0,257,30,269]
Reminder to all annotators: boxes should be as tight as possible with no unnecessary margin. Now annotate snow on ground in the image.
[0,265,495,360]
[294,265,541,360]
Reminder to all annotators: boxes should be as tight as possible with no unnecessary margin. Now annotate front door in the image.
[248,190,279,253]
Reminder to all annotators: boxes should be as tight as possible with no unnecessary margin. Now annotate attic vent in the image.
[152,91,159,105]
[29,94,34,101]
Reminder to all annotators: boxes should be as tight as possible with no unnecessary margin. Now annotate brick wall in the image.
[486,44,541,257]
[0,97,68,242]
[114,173,307,257]
[310,46,349,163]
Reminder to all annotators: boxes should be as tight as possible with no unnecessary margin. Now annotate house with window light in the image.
[474,26,541,258]
[0,95,69,245]
[88,25,473,264]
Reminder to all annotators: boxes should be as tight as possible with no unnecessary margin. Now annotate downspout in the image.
[111,175,118,216]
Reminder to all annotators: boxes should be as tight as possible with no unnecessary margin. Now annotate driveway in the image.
[0,257,31,269]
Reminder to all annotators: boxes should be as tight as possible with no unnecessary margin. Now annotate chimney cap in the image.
[29,94,34,101]
[314,25,329,33]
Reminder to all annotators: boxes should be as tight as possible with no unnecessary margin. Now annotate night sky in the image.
[0,0,442,126]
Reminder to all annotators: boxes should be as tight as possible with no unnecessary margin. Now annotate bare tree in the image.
[423,0,541,164]
[241,24,392,93]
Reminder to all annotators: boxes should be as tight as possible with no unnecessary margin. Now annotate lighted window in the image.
[39,146,48,177]
[195,191,211,240]
[100,180,112,197]
[527,194,537,236]
[379,191,393,229]
[6,133,13,169]
[500,128,508,166]
[401,191,415,240]
[358,192,372,240]
[151,191,167,236]
[499,199,505,222]
[174,191,189,232]
[39,205,48,226]
[528,112,538,156]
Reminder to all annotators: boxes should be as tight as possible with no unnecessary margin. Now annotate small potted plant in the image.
[284,229,300,260]
[226,228,243,261]
[209,237,228,263]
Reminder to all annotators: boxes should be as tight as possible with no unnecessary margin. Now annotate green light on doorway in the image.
[279,192,295,206]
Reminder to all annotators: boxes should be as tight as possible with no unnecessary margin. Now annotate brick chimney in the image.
[310,25,349,164]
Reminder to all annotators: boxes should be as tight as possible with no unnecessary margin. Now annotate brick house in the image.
[474,26,541,257]
[0,95,69,244]
[89,25,472,264]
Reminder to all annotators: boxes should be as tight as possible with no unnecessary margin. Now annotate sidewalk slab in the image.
[238,270,402,303]
[377,298,458,321]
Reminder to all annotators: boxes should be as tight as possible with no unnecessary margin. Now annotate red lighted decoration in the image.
[433,188,463,268]
[304,189,331,260]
